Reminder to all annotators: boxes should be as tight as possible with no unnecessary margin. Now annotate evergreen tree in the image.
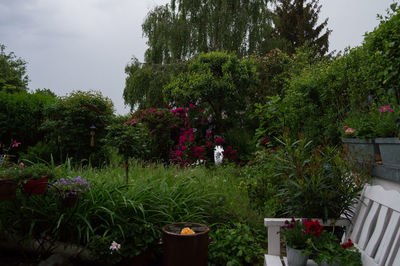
[142,0,276,64]
[274,0,331,56]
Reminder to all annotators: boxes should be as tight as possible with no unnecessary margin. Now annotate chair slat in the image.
[365,206,389,257]
[357,201,379,249]
[375,211,400,265]
[385,220,400,266]
[350,197,371,242]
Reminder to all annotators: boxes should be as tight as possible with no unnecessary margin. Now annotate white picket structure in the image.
[264,185,400,266]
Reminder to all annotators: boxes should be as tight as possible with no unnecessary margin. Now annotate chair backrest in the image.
[348,185,400,266]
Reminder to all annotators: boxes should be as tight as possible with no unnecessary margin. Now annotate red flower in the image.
[303,219,324,237]
[206,141,212,148]
[341,238,354,249]
[206,131,212,138]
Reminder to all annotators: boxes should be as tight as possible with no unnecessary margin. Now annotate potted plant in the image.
[306,230,362,266]
[18,163,55,195]
[0,140,21,200]
[276,137,370,222]
[342,104,400,166]
[281,218,324,266]
[52,176,90,208]
[0,167,19,200]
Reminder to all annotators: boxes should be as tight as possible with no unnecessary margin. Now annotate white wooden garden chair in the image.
[264,185,400,266]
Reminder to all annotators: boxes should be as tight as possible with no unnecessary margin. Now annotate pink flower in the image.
[344,126,356,135]
[206,131,212,138]
[12,140,21,148]
[19,162,24,169]
[214,137,225,145]
[110,241,121,251]
[179,135,188,144]
[181,146,187,151]
[206,141,212,148]
[175,150,183,157]
[189,104,196,109]
[380,105,394,113]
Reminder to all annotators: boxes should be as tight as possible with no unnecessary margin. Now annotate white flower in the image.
[110,241,121,251]
[214,145,224,166]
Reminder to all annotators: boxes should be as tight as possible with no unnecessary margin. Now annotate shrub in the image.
[40,90,114,166]
[208,223,266,266]
[0,90,57,157]
[274,137,370,220]
[363,3,400,105]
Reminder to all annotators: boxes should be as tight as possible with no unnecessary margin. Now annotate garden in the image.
[1,2,400,266]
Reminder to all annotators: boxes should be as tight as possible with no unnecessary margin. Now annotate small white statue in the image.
[214,145,224,166]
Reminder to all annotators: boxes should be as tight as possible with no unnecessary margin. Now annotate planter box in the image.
[374,138,400,167]
[342,138,376,163]
[22,177,49,195]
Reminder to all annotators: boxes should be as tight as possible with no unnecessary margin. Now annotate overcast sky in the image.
[0,0,396,114]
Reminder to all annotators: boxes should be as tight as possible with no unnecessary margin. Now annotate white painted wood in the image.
[375,211,400,265]
[390,248,400,266]
[264,254,283,266]
[350,197,371,242]
[365,205,389,257]
[385,220,400,266]
[358,202,380,249]
[282,257,318,266]
[364,185,400,213]
[268,226,281,256]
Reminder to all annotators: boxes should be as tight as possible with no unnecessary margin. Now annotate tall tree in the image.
[123,57,188,110]
[142,0,276,64]
[0,44,29,93]
[274,0,331,56]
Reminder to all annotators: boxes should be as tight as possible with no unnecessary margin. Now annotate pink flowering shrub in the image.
[127,105,238,166]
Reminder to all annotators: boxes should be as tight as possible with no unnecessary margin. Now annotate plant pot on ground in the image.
[0,178,17,200]
[12,163,55,195]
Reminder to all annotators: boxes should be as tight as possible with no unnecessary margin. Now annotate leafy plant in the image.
[105,120,150,183]
[307,231,362,266]
[275,136,370,220]
[208,223,266,266]
[341,104,399,138]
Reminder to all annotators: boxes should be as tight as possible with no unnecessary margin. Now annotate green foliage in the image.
[0,162,55,181]
[123,58,187,110]
[275,137,370,220]
[0,162,262,264]
[310,232,362,266]
[127,108,181,162]
[142,0,277,64]
[40,90,114,166]
[164,52,258,133]
[105,120,150,161]
[0,90,57,154]
[363,3,400,105]
[341,104,399,139]
[274,0,331,56]
[0,44,29,93]
[253,45,371,144]
[208,223,266,266]
[242,149,286,217]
